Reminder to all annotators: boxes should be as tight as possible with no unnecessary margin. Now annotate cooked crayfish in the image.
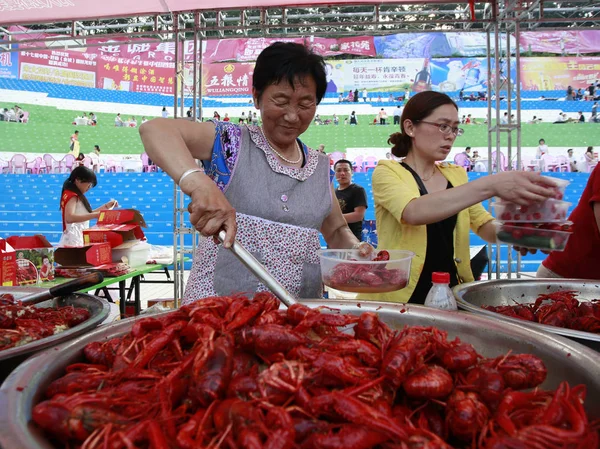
[484,290,600,335]
[30,293,597,449]
[0,293,90,351]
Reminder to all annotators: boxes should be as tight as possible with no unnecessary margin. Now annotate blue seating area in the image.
[0,172,190,247]
[0,171,590,273]
[1,77,595,113]
[0,78,181,108]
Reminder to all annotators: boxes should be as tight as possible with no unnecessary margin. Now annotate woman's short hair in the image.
[253,42,327,105]
[388,91,458,158]
[334,159,353,170]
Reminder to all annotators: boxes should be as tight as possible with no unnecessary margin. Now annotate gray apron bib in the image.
[184,125,331,304]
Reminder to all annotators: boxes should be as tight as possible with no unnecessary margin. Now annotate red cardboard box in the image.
[84,209,147,248]
[0,239,17,286]
[54,243,112,267]
[83,225,145,248]
[97,209,147,227]
[7,235,55,284]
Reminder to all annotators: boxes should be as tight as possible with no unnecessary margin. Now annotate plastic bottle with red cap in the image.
[424,272,458,310]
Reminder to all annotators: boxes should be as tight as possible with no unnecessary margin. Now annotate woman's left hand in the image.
[513,246,551,256]
[355,241,375,258]
[102,199,118,210]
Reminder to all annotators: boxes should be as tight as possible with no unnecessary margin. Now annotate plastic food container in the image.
[319,249,414,293]
[111,241,150,267]
[492,199,570,222]
[540,176,569,200]
[495,222,572,251]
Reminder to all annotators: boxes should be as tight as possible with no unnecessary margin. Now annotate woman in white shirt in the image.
[536,138,548,159]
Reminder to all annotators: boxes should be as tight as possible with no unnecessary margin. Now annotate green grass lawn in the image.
[304,120,600,152]
[0,104,152,155]
[2,104,599,155]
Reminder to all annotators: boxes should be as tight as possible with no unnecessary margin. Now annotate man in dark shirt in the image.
[334,159,368,241]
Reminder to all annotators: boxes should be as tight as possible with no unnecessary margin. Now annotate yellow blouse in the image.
[364,160,494,303]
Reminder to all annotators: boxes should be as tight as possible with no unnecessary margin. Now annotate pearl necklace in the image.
[262,128,303,164]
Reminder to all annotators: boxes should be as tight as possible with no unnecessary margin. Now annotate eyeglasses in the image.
[417,121,464,137]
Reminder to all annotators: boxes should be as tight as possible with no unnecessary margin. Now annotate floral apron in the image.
[183,126,331,304]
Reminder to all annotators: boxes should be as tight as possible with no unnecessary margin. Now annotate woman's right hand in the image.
[187,177,237,248]
[489,171,558,205]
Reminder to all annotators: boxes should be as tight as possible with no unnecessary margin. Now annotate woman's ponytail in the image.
[388,132,411,158]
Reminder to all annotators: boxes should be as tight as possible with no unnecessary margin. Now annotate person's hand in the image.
[490,171,558,205]
[100,199,118,210]
[187,177,237,248]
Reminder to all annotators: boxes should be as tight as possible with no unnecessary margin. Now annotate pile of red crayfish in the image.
[484,290,600,334]
[17,262,39,285]
[324,250,409,293]
[31,293,598,449]
[0,293,90,351]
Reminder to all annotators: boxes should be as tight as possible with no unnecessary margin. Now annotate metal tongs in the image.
[218,231,297,308]
[19,272,104,306]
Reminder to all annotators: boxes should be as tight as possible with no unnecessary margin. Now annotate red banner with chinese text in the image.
[202,63,254,96]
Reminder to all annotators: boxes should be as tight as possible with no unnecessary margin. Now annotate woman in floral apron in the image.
[140,42,371,304]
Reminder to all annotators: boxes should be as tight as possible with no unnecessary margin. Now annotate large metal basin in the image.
[453,279,600,351]
[1,300,600,449]
[0,287,110,381]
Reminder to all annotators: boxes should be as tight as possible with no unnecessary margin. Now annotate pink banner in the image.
[96,55,174,94]
[202,63,254,96]
[202,37,375,63]
[312,36,376,58]
[520,31,600,55]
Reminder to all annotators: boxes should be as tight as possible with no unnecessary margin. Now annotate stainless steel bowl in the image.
[1,300,599,449]
[0,287,110,380]
[453,279,600,351]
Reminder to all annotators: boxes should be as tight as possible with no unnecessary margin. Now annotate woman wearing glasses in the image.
[371,91,558,303]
